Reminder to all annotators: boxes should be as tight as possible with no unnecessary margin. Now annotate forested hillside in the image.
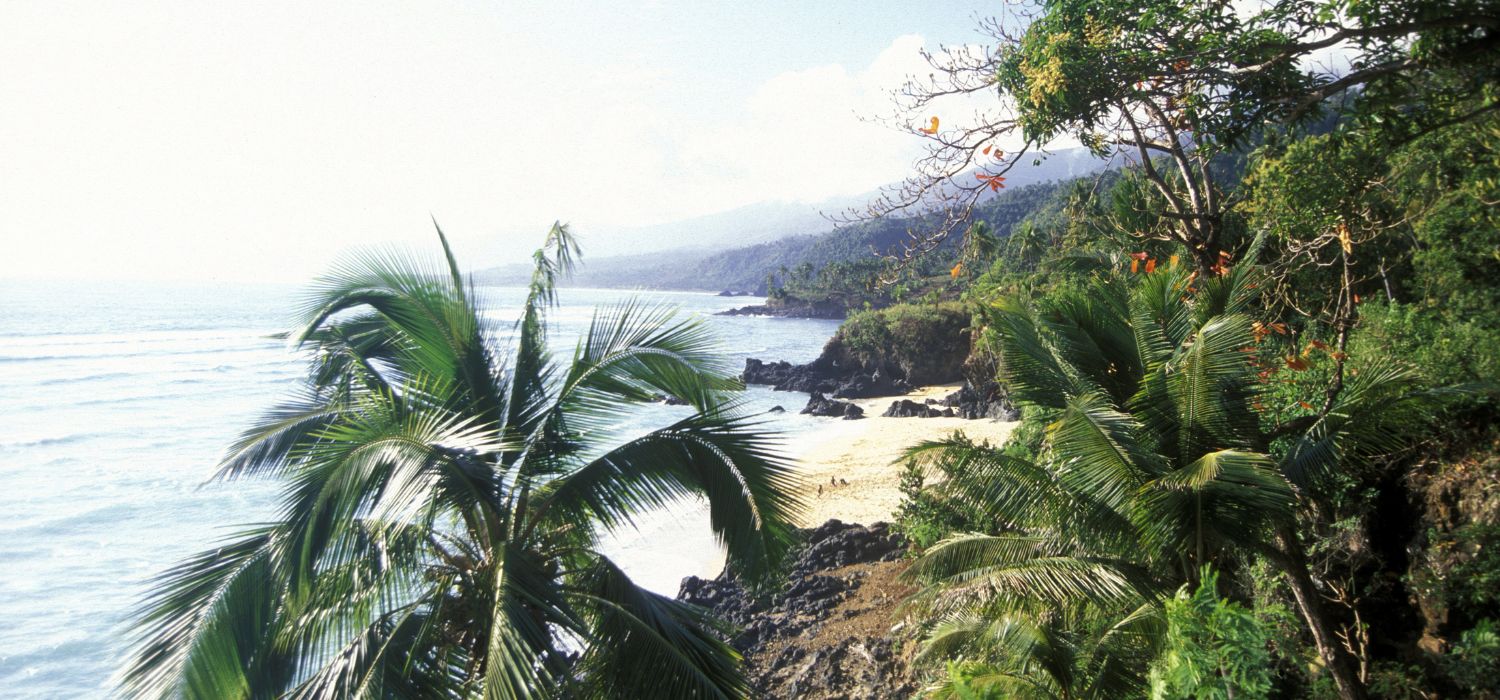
[474,180,1068,295]
[858,0,1500,697]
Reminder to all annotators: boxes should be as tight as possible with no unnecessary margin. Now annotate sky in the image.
[1,1,1003,283]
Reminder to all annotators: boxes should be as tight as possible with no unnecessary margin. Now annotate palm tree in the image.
[917,602,1161,699]
[902,260,1439,699]
[120,223,802,699]
[959,221,1001,279]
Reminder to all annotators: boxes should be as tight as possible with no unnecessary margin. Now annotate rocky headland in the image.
[718,299,848,319]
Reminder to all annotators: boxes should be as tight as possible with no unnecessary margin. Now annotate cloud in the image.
[0,3,984,282]
[671,35,931,209]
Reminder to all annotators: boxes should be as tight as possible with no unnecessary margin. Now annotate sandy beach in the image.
[788,383,1017,527]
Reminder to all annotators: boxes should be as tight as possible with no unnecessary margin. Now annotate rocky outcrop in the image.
[829,370,909,399]
[677,520,916,699]
[1406,441,1500,654]
[741,304,971,401]
[881,399,955,418]
[819,304,971,387]
[741,358,913,400]
[742,358,839,394]
[800,392,864,420]
[718,300,847,319]
[940,381,1020,421]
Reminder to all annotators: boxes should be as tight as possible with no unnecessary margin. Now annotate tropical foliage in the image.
[899,256,1449,698]
[120,224,801,699]
[880,0,1500,690]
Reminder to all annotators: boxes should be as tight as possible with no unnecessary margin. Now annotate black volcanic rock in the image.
[718,300,846,319]
[676,520,913,699]
[941,380,1021,421]
[800,392,862,419]
[741,358,912,399]
[881,399,953,418]
[830,370,910,399]
[741,358,842,395]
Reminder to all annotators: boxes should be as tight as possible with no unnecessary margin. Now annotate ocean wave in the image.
[0,434,91,449]
[31,372,134,386]
[0,344,274,364]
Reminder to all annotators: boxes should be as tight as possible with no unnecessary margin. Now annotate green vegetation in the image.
[121,225,801,699]
[486,181,1067,308]
[887,1,1500,698]
[824,302,972,385]
[1149,571,1278,700]
[117,0,1500,695]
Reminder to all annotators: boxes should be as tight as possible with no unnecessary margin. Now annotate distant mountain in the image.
[474,147,1108,290]
[576,200,835,260]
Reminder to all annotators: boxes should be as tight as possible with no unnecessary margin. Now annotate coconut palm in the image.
[903,260,1440,699]
[120,223,801,699]
[917,602,1162,700]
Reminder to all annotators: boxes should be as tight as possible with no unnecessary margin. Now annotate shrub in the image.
[828,302,971,385]
[1150,570,1276,700]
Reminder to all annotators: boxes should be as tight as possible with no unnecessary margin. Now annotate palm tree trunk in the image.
[1272,527,1368,700]
[1196,494,1205,569]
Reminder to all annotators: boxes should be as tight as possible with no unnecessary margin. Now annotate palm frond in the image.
[1046,394,1160,510]
[119,528,293,700]
[533,408,801,579]
[1279,357,1443,491]
[987,300,1095,409]
[566,556,744,699]
[905,533,1149,606]
[210,389,345,482]
[1166,314,1258,462]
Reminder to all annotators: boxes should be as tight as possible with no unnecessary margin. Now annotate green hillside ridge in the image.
[473,180,1067,300]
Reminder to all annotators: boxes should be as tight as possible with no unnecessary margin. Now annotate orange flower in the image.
[950,262,963,278]
[1145,259,1157,274]
[1169,254,1180,268]
[1131,259,1140,274]
[920,116,939,135]
[975,173,1007,192]
[1298,400,1315,410]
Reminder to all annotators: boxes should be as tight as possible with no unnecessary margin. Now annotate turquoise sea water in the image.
[0,280,839,698]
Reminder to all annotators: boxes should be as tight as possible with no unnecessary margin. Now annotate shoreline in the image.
[787,383,1018,528]
[603,383,1017,595]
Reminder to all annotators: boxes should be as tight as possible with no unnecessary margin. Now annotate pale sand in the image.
[788,383,1018,527]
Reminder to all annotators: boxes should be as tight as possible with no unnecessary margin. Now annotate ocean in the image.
[0,279,840,698]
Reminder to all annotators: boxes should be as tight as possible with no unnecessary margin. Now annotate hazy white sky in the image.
[1,1,998,283]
